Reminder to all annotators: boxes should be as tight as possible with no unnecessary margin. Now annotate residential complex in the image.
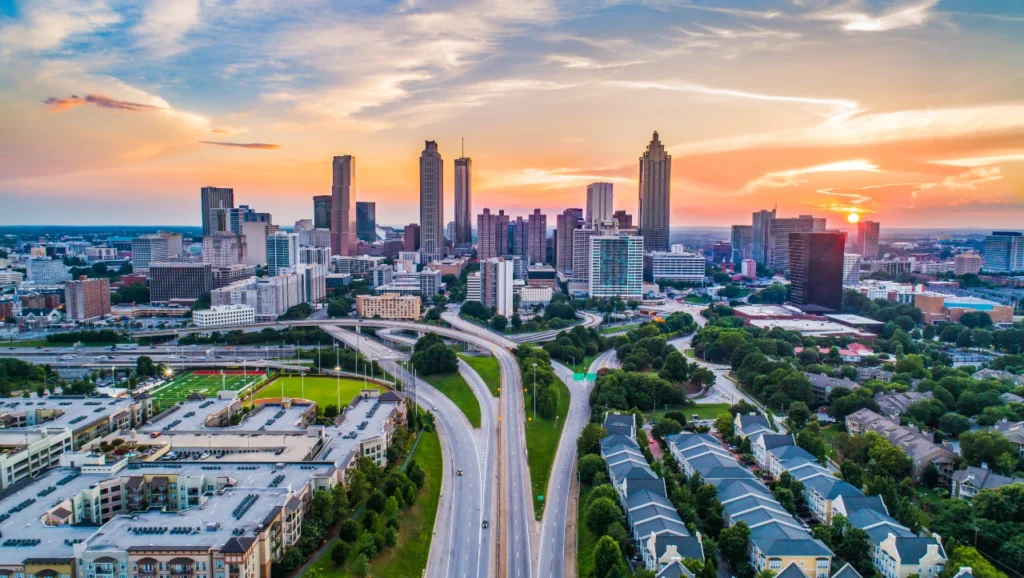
[355,293,421,320]
[64,276,111,321]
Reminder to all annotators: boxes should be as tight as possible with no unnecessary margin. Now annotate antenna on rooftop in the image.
[461,137,465,158]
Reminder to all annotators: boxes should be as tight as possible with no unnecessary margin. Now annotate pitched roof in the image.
[894,536,943,564]
[777,563,812,578]
[657,561,694,578]
[831,563,863,578]
[655,534,705,562]
[952,466,1018,491]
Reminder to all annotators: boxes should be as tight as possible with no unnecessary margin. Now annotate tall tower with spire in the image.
[638,131,671,252]
[454,138,472,246]
[419,141,444,260]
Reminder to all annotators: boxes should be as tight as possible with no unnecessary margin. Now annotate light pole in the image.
[301,369,305,400]
[532,362,538,422]
[334,366,341,410]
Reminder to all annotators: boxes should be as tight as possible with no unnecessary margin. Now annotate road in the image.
[322,325,495,578]
[442,311,534,578]
[535,347,616,578]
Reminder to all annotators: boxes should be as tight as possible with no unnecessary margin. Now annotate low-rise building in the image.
[803,373,860,404]
[845,409,955,484]
[951,466,1019,500]
[193,304,256,327]
[355,294,421,320]
[874,391,933,419]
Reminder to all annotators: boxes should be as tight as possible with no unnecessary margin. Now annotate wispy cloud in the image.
[806,0,940,32]
[132,0,202,58]
[930,152,1024,167]
[43,94,165,113]
[742,160,880,192]
[200,141,281,150]
[0,0,121,55]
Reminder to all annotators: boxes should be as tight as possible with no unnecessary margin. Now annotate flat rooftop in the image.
[749,319,875,339]
[0,396,136,438]
[733,305,800,318]
[824,313,885,326]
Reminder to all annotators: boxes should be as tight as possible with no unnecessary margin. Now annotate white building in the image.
[586,182,614,226]
[266,232,299,276]
[0,269,24,288]
[482,258,515,316]
[843,253,861,285]
[643,251,704,282]
[333,255,387,275]
[193,304,256,327]
[467,272,481,302]
[241,221,268,266]
[299,246,332,267]
[202,232,248,268]
[26,257,70,284]
[591,235,644,299]
[741,259,757,279]
[517,285,553,305]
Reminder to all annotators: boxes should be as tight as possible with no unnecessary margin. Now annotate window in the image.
[770,561,781,570]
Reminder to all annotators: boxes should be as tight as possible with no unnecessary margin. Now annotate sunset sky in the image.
[1,0,1022,228]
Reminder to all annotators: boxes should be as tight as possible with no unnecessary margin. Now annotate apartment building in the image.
[845,409,956,485]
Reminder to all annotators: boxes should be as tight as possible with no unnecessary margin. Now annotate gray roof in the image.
[759,434,795,450]
[803,476,862,501]
[804,372,860,392]
[777,563,811,578]
[656,534,705,562]
[952,466,1018,491]
[895,537,943,564]
[831,563,863,578]
[657,562,693,578]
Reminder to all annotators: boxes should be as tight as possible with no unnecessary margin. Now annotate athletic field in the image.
[254,375,382,410]
[150,370,265,406]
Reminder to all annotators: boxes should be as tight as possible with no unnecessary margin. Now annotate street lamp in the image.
[334,366,341,410]
[532,362,538,422]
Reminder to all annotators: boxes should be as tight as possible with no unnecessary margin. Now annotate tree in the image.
[491,315,508,332]
[652,418,683,441]
[578,454,607,484]
[578,423,609,456]
[718,522,750,568]
[905,399,946,428]
[840,461,864,489]
[136,356,157,378]
[796,421,827,464]
[659,350,690,383]
[938,412,971,437]
[787,402,811,429]
[383,526,399,547]
[960,430,1018,473]
[757,570,777,578]
[701,558,717,578]
[330,541,349,566]
[327,297,351,318]
[585,497,621,535]
[339,519,360,542]
[715,412,735,439]
[350,554,371,578]
[593,536,623,578]
[939,544,1007,578]
[411,334,459,375]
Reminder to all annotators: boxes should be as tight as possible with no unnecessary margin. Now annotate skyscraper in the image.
[751,209,776,266]
[856,220,881,259]
[770,215,823,273]
[313,195,332,229]
[403,224,420,252]
[613,210,632,230]
[586,182,614,226]
[513,216,528,258]
[454,155,472,245]
[356,201,376,242]
[638,131,671,252]
[331,155,357,257]
[789,231,846,313]
[132,234,170,270]
[419,141,444,260]
[266,232,299,276]
[731,225,753,264]
[556,208,584,274]
[481,258,514,316]
[527,209,547,265]
[201,186,234,236]
[983,232,1024,273]
[477,208,510,261]
[843,253,862,284]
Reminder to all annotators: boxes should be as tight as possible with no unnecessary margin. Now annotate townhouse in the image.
[874,391,934,420]
[951,466,1019,500]
[734,413,774,441]
[665,433,834,578]
[803,373,860,405]
[600,413,704,576]
[990,419,1024,457]
[845,409,955,485]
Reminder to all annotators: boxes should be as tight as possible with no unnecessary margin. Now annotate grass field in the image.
[459,354,500,397]
[599,323,642,335]
[254,375,379,410]
[151,370,264,406]
[647,402,731,423]
[423,372,482,428]
[312,430,442,578]
[525,374,570,519]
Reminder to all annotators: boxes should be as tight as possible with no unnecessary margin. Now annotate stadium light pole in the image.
[532,362,538,421]
[335,366,341,410]
[301,369,305,401]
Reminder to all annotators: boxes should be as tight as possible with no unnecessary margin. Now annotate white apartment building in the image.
[26,257,70,284]
[843,253,861,285]
[193,304,256,327]
[517,285,553,305]
[0,269,24,288]
[643,251,704,282]
[467,272,481,302]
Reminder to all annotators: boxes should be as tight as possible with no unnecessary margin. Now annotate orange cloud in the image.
[42,94,164,113]
[199,141,281,150]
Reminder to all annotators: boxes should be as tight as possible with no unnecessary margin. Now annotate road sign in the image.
[538,495,544,502]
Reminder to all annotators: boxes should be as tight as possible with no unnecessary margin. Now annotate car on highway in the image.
[481,520,489,529]
[456,469,463,476]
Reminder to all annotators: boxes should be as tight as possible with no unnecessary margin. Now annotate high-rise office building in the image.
[983,232,1024,273]
[512,217,528,259]
[419,141,444,260]
[356,201,376,242]
[751,209,776,266]
[149,263,213,303]
[240,221,267,266]
[454,155,472,245]
[572,228,597,282]
[200,186,234,236]
[477,208,510,261]
[613,210,633,231]
[64,276,111,321]
[586,182,614,226]
[856,220,881,259]
[132,235,170,270]
[202,232,248,268]
[331,155,357,257]
[403,224,420,252]
[843,253,862,285]
[313,195,332,229]
[771,215,824,273]
[556,208,584,274]
[638,131,671,252]
[266,232,299,277]
[590,234,644,299]
[731,225,753,264]
[789,231,846,313]
[526,209,547,265]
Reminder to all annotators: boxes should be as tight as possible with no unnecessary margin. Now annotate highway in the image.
[321,325,495,578]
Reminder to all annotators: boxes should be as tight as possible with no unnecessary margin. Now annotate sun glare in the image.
[847,212,860,224]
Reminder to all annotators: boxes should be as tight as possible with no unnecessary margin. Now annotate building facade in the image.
[638,132,671,252]
[356,294,421,320]
[193,304,256,327]
[481,258,514,316]
[752,209,777,266]
[131,235,170,271]
[64,276,111,321]
[266,233,299,277]
[454,156,472,245]
[789,232,846,313]
[330,155,357,257]
[586,182,614,226]
[983,232,1024,273]
[731,225,753,264]
[954,253,983,275]
[149,263,213,303]
[313,195,332,229]
[477,208,510,261]
[202,232,248,268]
[856,221,881,259]
[526,209,547,265]
[843,253,862,285]
[590,235,644,299]
[555,208,584,274]
[771,215,825,273]
[200,186,234,235]
[356,201,376,243]
[25,257,70,284]
[643,251,704,282]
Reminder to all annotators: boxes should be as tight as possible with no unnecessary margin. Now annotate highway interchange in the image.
[1,305,756,578]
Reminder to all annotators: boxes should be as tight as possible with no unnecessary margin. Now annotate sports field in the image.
[254,375,381,410]
[150,370,265,406]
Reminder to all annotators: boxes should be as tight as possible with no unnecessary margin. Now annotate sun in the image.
[847,212,860,224]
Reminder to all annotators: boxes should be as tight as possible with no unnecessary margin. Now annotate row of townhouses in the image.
[601,413,705,578]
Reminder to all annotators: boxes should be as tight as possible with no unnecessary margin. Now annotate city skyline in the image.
[1,1,1023,228]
